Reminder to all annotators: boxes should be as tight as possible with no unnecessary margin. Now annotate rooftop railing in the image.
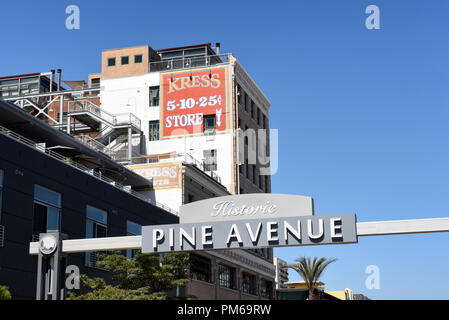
[0,124,178,216]
[149,53,232,73]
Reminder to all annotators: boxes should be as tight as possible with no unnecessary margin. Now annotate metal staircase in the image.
[67,100,142,164]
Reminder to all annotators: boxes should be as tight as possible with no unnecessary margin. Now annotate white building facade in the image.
[92,43,272,198]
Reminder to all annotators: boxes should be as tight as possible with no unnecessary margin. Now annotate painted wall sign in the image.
[160,66,229,139]
[179,194,314,224]
[128,162,182,189]
[142,214,357,253]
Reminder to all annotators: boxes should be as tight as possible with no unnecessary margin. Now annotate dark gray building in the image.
[0,100,178,299]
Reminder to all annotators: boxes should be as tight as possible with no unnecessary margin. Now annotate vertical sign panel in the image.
[160,66,229,139]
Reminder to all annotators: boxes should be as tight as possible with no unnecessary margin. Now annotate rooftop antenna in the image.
[50,70,55,92]
[57,69,62,91]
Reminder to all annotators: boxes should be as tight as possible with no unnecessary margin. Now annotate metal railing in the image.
[114,113,141,129]
[183,153,221,183]
[0,124,178,216]
[109,148,146,165]
[75,135,113,157]
[149,53,232,73]
[68,100,141,130]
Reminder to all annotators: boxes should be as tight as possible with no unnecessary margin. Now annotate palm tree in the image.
[288,256,336,300]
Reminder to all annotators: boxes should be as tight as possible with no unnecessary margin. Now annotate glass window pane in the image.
[0,79,18,86]
[149,86,160,106]
[134,55,143,63]
[184,48,205,56]
[203,115,216,132]
[86,221,94,238]
[96,224,107,238]
[46,207,60,231]
[149,121,160,141]
[34,185,61,208]
[86,205,107,224]
[161,51,183,58]
[33,203,47,235]
[20,77,39,84]
[0,170,3,187]
[127,220,141,235]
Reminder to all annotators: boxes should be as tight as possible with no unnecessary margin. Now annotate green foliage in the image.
[288,256,336,300]
[67,251,190,300]
[0,285,11,300]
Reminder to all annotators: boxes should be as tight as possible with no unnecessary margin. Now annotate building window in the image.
[265,176,269,192]
[108,58,116,67]
[190,254,211,282]
[91,78,100,88]
[242,272,257,295]
[203,149,217,171]
[149,120,160,141]
[263,115,267,129]
[187,194,194,203]
[121,56,129,65]
[85,205,108,267]
[252,165,257,184]
[203,114,216,134]
[251,101,255,119]
[134,54,143,64]
[260,279,273,299]
[259,175,263,190]
[126,220,142,258]
[246,163,249,179]
[257,108,261,126]
[149,86,160,107]
[237,85,242,105]
[33,185,62,241]
[244,93,249,112]
[218,264,236,289]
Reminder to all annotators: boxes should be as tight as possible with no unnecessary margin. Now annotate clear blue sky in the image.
[2,0,449,299]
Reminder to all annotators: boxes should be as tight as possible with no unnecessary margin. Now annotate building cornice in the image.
[232,58,271,116]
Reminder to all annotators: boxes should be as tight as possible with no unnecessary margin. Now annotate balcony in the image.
[149,53,232,73]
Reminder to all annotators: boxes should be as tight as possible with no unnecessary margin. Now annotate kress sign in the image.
[160,66,229,139]
[141,214,358,253]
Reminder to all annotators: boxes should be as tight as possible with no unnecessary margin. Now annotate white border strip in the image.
[29,235,142,255]
[357,217,449,236]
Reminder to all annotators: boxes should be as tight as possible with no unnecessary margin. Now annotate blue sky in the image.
[2,0,449,299]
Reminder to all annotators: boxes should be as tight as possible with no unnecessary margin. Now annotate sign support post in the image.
[36,232,67,300]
